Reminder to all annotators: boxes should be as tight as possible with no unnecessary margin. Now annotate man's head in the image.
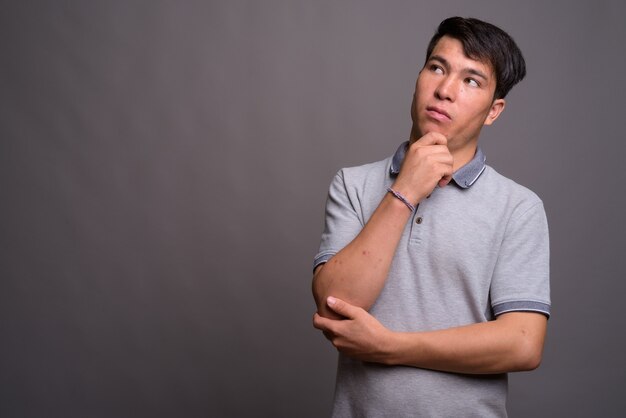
[409,17,526,163]
[425,17,526,100]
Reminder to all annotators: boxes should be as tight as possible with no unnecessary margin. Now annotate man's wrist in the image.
[378,329,403,366]
[388,181,425,207]
[387,187,416,212]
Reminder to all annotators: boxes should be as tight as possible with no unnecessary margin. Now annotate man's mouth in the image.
[425,106,451,121]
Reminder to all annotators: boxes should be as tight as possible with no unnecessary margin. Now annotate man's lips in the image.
[425,106,451,121]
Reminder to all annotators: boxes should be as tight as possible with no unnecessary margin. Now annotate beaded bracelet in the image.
[386,187,416,212]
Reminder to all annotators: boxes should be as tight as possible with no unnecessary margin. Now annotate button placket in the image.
[408,203,424,244]
[414,203,423,224]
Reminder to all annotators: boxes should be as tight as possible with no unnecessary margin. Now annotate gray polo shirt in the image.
[314,142,550,417]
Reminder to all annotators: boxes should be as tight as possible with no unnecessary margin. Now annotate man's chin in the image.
[413,124,448,140]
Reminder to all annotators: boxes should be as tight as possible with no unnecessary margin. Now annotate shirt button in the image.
[415,216,423,224]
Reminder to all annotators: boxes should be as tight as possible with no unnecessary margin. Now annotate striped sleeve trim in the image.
[312,251,335,272]
[493,300,551,319]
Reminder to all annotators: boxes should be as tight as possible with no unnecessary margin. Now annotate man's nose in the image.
[435,77,457,101]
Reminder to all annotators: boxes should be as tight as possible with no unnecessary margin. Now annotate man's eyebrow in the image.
[466,68,488,81]
[428,55,449,69]
[428,54,489,81]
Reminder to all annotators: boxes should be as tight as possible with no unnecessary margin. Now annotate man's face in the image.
[410,36,505,156]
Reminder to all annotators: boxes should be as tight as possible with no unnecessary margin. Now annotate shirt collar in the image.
[389,141,486,189]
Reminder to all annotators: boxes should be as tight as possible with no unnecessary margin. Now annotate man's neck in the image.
[449,143,479,172]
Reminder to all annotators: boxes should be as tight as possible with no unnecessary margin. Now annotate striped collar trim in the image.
[390,141,486,189]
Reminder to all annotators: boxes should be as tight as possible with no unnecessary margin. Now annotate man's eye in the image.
[430,65,443,74]
[466,78,479,87]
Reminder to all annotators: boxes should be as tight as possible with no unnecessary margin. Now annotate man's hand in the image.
[313,297,393,364]
[392,132,454,205]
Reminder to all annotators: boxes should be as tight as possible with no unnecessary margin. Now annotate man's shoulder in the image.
[480,165,543,209]
[340,155,392,174]
[336,156,393,184]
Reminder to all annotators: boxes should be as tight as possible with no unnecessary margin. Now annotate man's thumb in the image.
[326,296,354,318]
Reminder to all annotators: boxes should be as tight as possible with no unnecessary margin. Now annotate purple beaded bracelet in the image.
[386,187,416,212]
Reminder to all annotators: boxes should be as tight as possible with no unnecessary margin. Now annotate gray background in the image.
[1,1,625,417]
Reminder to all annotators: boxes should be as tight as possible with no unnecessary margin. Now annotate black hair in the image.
[425,17,526,99]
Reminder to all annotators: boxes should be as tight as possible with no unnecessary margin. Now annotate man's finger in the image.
[312,314,336,342]
[327,296,358,319]
[438,174,453,188]
[415,131,447,146]
[312,312,328,331]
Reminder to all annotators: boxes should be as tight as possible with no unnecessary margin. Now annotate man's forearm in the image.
[313,135,455,318]
[312,193,413,317]
[314,297,549,374]
[384,312,548,374]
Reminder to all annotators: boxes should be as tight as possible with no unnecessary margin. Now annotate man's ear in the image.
[483,98,506,126]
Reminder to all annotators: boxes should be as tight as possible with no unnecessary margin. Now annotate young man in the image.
[312,17,550,417]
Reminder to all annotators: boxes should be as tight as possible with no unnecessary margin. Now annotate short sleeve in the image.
[490,200,551,318]
[313,170,365,271]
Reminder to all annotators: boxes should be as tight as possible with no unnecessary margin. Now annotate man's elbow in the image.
[311,265,328,311]
[498,312,547,372]
[517,349,543,371]
[312,266,340,319]
[512,337,544,371]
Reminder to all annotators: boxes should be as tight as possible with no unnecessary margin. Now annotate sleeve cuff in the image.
[312,251,335,272]
[493,300,551,319]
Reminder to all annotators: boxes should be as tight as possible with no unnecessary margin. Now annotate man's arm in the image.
[313,296,547,374]
[312,194,412,319]
[312,133,453,318]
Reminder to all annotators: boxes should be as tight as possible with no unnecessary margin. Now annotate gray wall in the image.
[1,1,625,417]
